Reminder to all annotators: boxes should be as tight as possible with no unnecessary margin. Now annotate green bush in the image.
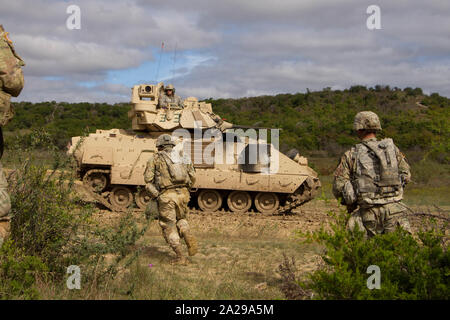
[0,240,47,299]
[3,130,151,298]
[7,131,90,273]
[294,207,449,300]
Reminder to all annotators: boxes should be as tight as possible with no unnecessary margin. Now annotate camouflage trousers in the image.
[157,187,191,252]
[0,161,11,246]
[348,202,411,238]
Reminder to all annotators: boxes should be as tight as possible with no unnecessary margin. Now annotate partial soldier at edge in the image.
[0,25,25,246]
[332,111,412,237]
[144,134,198,265]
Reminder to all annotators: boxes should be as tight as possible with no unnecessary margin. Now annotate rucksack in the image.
[353,138,403,205]
[160,151,191,186]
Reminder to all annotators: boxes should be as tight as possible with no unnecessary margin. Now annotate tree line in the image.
[6,85,449,164]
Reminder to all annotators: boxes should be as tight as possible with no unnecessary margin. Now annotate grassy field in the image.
[318,174,450,207]
[33,206,327,300]
[2,151,448,299]
[111,228,320,299]
[33,194,447,300]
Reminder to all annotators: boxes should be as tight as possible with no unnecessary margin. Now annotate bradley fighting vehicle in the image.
[68,83,321,214]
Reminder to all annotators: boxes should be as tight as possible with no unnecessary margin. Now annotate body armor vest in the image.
[155,151,191,190]
[353,138,403,206]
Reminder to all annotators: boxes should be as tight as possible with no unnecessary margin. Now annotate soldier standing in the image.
[333,111,412,237]
[159,84,184,109]
[144,134,198,265]
[0,25,25,247]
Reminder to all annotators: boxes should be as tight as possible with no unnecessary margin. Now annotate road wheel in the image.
[227,191,252,213]
[110,186,133,209]
[255,192,279,214]
[198,189,222,212]
[135,189,152,210]
[83,170,108,192]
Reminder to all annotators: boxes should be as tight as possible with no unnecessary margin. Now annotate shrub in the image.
[0,240,47,299]
[3,130,151,298]
[285,206,449,300]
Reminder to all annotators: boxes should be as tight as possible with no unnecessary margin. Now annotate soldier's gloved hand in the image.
[145,183,160,199]
[342,181,356,205]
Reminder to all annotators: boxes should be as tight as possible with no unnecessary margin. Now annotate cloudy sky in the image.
[1,0,449,103]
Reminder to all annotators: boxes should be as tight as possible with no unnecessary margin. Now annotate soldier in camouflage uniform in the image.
[0,25,25,247]
[144,134,197,265]
[333,111,412,238]
[159,84,184,109]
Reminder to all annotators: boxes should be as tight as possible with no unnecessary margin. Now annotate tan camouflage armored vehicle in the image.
[68,82,320,214]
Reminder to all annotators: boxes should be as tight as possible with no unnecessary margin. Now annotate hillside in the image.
[208,86,449,163]
[6,85,449,165]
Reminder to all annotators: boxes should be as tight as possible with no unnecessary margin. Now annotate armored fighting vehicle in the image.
[68,83,320,214]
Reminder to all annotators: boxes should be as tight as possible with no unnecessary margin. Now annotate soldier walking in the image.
[0,25,25,246]
[333,111,412,237]
[144,134,198,265]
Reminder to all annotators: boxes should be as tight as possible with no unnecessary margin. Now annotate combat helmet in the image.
[156,134,175,148]
[353,111,382,131]
[165,84,175,93]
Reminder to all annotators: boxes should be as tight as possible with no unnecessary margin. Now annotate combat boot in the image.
[183,232,198,256]
[170,245,188,265]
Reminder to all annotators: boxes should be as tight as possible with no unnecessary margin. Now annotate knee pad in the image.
[166,230,181,247]
[176,219,189,235]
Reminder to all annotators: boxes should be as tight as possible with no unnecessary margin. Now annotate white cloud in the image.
[15,35,149,76]
[1,0,449,102]
[15,76,131,103]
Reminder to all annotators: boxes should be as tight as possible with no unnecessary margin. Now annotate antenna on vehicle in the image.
[171,42,178,84]
[155,41,164,82]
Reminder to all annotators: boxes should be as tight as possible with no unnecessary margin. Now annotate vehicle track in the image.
[80,174,322,216]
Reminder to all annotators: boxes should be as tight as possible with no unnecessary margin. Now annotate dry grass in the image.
[24,195,449,300]
[113,223,322,300]
[33,201,330,300]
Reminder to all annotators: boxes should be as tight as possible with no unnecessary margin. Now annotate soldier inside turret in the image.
[159,84,184,109]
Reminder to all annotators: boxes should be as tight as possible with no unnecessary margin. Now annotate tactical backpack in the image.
[160,151,191,186]
[352,138,403,206]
